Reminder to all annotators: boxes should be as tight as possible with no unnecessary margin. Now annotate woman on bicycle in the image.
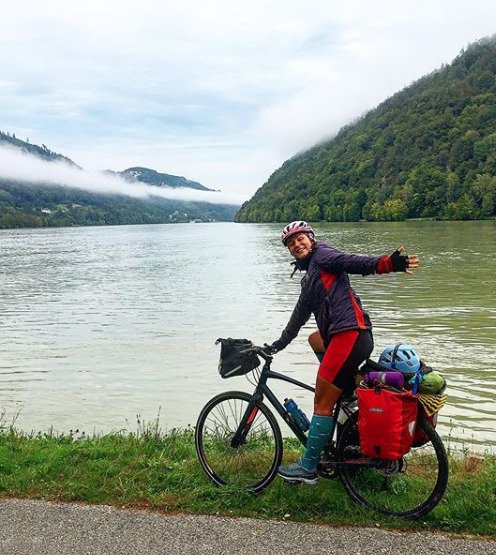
[269,221,419,484]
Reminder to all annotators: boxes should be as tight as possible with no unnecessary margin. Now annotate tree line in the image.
[0,181,237,229]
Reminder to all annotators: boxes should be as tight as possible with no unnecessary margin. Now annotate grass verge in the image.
[0,426,494,537]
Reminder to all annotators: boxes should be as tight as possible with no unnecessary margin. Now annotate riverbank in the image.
[0,427,494,537]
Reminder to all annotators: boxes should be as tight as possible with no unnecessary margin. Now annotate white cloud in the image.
[0,145,244,204]
[1,1,495,196]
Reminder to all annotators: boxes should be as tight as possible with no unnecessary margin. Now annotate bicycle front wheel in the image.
[195,391,283,493]
[337,412,448,519]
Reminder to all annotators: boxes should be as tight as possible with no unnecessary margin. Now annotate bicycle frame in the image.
[231,351,343,448]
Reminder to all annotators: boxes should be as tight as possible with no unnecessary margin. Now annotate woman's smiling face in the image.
[287,233,313,260]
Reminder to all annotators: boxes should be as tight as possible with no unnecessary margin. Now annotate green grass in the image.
[0,425,494,537]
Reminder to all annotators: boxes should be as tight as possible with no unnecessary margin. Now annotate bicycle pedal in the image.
[283,479,301,486]
[317,467,338,480]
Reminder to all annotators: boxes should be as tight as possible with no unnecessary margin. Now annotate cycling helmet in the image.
[378,343,421,375]
[281,221,315,246]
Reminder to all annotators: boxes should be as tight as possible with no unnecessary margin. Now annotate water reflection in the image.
[0,221,495,451]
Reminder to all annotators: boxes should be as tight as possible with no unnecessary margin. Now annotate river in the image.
[0,221,494,451]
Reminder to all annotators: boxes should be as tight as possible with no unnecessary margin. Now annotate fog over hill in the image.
[0,134,241,228]
[0,132,240,202]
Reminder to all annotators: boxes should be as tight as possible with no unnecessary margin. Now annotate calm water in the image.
[0,221,495,450]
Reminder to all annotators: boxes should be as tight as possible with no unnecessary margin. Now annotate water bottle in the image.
[284,398,310,432]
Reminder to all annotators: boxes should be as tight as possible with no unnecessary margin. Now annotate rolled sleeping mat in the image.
[364,370,405,389]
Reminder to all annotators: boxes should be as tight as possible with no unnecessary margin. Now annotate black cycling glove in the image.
[264,341,284,355]
[390,249,409,272]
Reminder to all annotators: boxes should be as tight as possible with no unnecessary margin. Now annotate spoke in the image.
[227,398,239,425]
[234,398,245,426]
[237,398,244,423]
[205,416,230,435]
[249,416,268,435]
[217,402,232,429]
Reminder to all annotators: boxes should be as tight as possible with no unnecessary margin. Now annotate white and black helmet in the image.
[280,221,316,246]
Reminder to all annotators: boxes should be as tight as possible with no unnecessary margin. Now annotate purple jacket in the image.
[274,241,381,350]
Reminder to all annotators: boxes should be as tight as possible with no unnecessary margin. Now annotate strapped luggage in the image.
[357,385,418,460]
[359,348,448,454]
[411,393,447,447]
[216,338,260,379]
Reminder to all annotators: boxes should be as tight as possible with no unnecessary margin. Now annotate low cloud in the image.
[0,145,244,205]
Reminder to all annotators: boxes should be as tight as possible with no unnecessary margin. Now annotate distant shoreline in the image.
[1,217,496,232]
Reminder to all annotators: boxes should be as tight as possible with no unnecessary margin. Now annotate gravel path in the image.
[0,499,494,555]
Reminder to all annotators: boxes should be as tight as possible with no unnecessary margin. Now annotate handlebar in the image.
[239,344,274,361]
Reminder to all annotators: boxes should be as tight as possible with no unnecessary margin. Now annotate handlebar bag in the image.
[357,386,418,460]
[216,338,260,378]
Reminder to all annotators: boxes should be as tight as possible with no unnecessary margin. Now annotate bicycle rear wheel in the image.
[195,391,283,493]
[337,412,448,519]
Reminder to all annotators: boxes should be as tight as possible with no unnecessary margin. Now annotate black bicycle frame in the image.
[231,353,343,447]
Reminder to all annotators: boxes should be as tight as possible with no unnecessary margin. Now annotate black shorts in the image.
[319,330,374,391]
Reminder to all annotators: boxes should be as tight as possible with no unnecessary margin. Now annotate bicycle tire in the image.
[195,391,283,493]
[337,412,448,519]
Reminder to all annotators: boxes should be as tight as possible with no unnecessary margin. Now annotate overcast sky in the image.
[1,1,495,200]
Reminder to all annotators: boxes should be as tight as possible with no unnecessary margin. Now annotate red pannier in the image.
[357,386,418,460]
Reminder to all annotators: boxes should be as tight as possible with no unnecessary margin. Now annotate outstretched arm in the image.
[316,245,382,276]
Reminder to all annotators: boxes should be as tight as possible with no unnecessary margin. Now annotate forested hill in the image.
[0,131,79,167]
[0,134,238,228]
[105,167,213,191]
[236,37,496,223]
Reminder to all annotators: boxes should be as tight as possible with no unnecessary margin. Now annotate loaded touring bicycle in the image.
[195,338,448,519]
